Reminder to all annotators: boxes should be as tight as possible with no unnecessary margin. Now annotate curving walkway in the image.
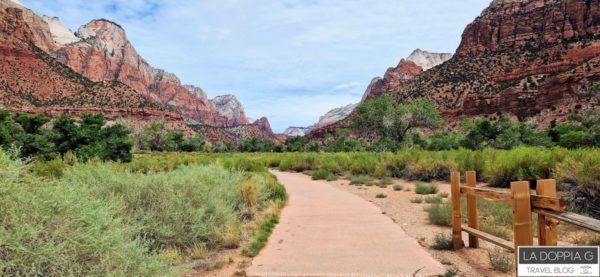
[246,170,446,277]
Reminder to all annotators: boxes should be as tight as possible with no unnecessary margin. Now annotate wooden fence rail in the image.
[450,171,600,265]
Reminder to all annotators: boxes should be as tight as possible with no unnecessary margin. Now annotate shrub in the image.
[424,196,443,204]
[483,147,556,187]
[375,193,387,198]
[415,183,439,194]
[311,168,330,180]
[438,192,449,198]
[488,248,514,273]
[393,184,403,191]
[325,173,338,181]
[350,175,370,185]
[425,203,452,226]
[432,233,453,250]
[410,197,423,204]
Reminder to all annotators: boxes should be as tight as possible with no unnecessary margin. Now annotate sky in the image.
[20,0,491,133]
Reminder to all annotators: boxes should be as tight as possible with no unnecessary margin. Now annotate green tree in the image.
[351,95,441,142]
[180,134,205,152]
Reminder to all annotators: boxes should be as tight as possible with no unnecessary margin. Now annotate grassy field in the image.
[2,146,599,275]
[0,150,286,276]
[130,147,600,190]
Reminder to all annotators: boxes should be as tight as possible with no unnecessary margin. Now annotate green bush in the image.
[432,233,454,250]
[424,196,443,204]
[483,147,557,187]
[410,197,423,203]
[393,184,403,191]
[425,203,452,226]
[350,175,371,185]
[415,183,439,194]
[311,168,331,180]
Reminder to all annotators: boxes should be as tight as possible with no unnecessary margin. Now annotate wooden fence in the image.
[450,171,600,256]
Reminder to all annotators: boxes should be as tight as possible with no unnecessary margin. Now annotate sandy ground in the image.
[328,177,513,277]
[246,170,446,277]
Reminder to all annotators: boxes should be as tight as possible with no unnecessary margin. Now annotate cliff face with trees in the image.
[351,0,600,134]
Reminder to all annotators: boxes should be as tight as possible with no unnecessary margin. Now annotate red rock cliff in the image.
[360,0,600,130]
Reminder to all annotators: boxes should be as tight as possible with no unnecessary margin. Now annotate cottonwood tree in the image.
[350,94,442,142]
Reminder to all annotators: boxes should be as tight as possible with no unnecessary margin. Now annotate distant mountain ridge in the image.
[0,0,277,143]
[296,49,451,137]
[312,0,600,138]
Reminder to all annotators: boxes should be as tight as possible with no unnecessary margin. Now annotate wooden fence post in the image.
[511,181,533,266]
[466,171,479,248]
[537,179,558,246]
[451,171,463,250]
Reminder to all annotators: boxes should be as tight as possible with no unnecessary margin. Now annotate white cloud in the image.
[20,0,491,132]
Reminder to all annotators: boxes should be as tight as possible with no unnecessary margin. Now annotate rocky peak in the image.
[42,15,80,45]
[210,95,250,127]
[183,85,208,103]
[76,19,128,56]
[283,127,308,137]
[253,117,273,134]
[314,103,358,129]
[406,49,453,71]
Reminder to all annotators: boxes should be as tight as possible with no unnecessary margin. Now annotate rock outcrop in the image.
[283,127,309,137]
[209,95,250,127]
[359,0,600,130]
[312,103,358,130]
[406,49,452,71]
[253,116,273,134]
[42,16,79,45]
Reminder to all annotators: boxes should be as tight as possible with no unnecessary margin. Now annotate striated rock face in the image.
[42,16,79,45]
[406,49,452,71]
[253,116,273,134]
[363,59,423,101]
[458,0,600,55]
[312,103,358,130]
[51,19,225,126]
[209,95,250,127]
[283,127,308,137]
[357,0,600,131]
[0,0,55,52]
[0,6,182,127]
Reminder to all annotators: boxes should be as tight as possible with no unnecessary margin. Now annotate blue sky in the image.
[20,0,491,132]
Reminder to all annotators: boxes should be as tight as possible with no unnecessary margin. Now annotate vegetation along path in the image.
[247,170,446,277]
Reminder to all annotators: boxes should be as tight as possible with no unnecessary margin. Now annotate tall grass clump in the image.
[425,203,452,227]
[0,150,287,276]
[482,147,558,187]
[415,183,439,194]
[0,152,169,276]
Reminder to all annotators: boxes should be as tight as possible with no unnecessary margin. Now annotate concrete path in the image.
[246,170,446,277]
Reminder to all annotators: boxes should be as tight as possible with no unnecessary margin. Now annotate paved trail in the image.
[247,170,446,277]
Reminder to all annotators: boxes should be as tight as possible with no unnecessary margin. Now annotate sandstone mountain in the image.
[0,6,186,129]
[253,117,273,134]
[209,95,249,127]
[312,103,359,131]
[317,0,600,137]
[1,0,252,128]
[0,0,273,143]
